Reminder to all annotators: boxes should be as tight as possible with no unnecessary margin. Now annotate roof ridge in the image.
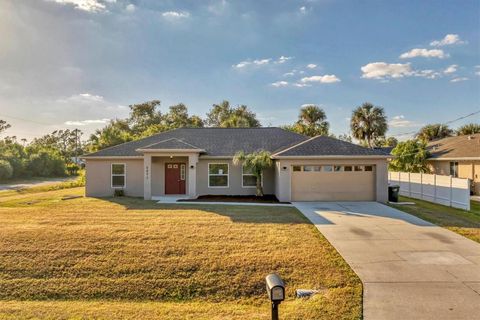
[272,135,322,156]
[140,137,202,150]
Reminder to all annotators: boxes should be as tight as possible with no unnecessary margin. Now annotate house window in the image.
[449,162,458,177]
[344,166,353,172]
[304,165,321,172]
[208,163,229,187]
[364,165,373,172]
[354,165,364,171]
[334,166,343,172]
[292,166,302,172]
[242,166,262,188]
[323,165,333,172]
[111,163,126,188]
[180,164,186,180]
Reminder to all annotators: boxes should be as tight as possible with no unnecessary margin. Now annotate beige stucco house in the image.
[82,128,390,202]
[427,133,480,195]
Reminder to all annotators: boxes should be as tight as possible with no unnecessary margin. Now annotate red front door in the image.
[165,163,186,194]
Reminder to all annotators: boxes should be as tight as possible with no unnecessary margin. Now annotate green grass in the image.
[0,188,361,319]
[389,196,480,243]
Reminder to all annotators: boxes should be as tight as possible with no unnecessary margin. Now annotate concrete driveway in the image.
[293,202,480,320]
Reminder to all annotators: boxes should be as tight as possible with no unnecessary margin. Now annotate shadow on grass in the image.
[100,196,309,225]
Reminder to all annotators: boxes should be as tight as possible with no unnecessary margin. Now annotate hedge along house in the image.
[82,128,390,202]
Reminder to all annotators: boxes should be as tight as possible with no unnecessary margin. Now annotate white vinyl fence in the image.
[388,171,471,211]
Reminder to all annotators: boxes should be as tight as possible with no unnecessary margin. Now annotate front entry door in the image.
[165,163,186,194]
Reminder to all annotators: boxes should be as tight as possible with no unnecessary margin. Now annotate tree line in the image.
[0,100,478,180]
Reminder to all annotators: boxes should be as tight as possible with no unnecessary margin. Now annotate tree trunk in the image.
[255,173,263,197]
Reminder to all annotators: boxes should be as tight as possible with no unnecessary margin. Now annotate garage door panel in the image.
[291,170,376,201]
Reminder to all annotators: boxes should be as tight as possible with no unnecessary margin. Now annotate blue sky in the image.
[1,0,479,140]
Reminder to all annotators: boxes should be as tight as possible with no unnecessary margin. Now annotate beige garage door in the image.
[291,164,376,201]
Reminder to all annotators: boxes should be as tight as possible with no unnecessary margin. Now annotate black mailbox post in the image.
[265,273,285,320]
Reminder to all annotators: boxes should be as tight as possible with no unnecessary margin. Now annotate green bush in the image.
[0,160,13,180]
[27,152,66,177]
[66,163,80,176]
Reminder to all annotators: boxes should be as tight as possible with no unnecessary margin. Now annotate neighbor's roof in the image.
[83,127,307,157]
[83,127,389,158]
[273,135,389,157]
[427,133,480,159]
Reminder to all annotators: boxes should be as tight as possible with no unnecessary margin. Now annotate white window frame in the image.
[241,166,263,188]
[111,163,126,189]
[449,161,459,177]
[208,163,229,188]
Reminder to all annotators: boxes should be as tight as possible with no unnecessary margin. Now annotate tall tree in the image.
[87,119,132,152]
[389,140,430,173]
[350,102,388,148]
[456,123,480,135]
[206,101,260,127]
[233,150,272,197]
[164,103,204,128]
[416,124,453,142]
[128,100,162,135]
[0,120,11,134]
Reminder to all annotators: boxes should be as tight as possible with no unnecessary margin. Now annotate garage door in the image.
[291,164,376,201]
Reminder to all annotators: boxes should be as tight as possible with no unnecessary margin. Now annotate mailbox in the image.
[266,273,285,302]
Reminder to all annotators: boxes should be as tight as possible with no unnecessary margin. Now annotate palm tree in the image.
[416,124,453,142]
[233,150,272,197]
[350,103,388,148]
[456,123,480,136]
[296,104,330,137]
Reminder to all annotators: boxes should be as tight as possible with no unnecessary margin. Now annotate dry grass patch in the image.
[0,188,361,319]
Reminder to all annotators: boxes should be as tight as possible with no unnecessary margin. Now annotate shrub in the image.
[0,160,13,180]
[66,163,80,176]
[27,152,66,177]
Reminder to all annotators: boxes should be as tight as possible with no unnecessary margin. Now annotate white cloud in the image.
[450,77,468,83]
[388,115,422,128]
[361,62,413,79]
[475,66,480,76]
[300,74,340,83]
[430,34,465,47]
[275,56,293,64]
[125,3,135,12]
[293,83,311,88]
[306,64,317,69]
[270,81,289,87]
[233,56,291,69]
[283,71,295,77]
[414,69,441,79]
[65,118,110,126]
[443,64,457,74]
[399,48,448,59]
[162,11,190,19]
[299,6,307,14]
[57,93,105,103]
[48,0,107,12]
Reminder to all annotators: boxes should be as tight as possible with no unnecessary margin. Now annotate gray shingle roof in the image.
[83,128,307,157]
[273,135,389,157]
[140,138,203,150]
[83,128,388,158]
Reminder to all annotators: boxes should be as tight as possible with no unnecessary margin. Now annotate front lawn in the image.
[0,188,361,319]
[389,196,480,243]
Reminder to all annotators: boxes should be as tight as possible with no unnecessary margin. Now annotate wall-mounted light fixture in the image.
[190,165,195,169]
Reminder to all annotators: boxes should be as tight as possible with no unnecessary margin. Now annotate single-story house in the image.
[427,133,480,195]
[82,128,390,202]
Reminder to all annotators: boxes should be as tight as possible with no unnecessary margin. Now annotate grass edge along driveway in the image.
[0,187,362,320]
[388,196,480,243]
